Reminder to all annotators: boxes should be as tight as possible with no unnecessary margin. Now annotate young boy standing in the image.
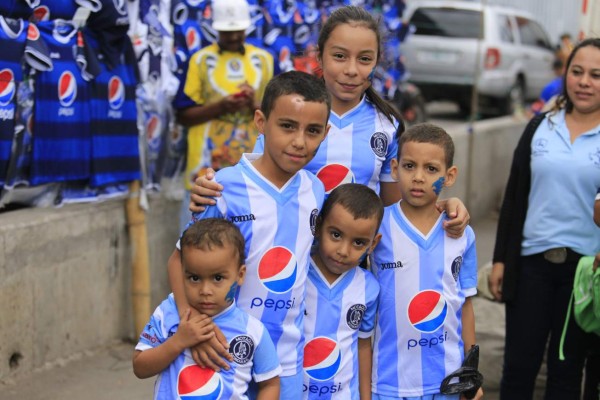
[168,71,331,399]
[303,183,383,400]
[370,123,483,400]
[133,219,281,399]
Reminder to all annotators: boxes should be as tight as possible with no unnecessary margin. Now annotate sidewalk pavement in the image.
[0,213,547,400]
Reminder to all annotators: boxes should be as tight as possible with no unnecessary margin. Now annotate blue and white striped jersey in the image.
[371,203,477,397]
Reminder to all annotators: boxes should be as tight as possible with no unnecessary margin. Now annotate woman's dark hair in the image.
[554,37,600,114]
[317,6,405,135]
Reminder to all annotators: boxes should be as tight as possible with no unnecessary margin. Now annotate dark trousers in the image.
[500,253,592,400]
[583,335,600,400]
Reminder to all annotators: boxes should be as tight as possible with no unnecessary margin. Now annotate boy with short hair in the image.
[304,183,383,399]
[167,70,331,399]
[370,123,483,399]
[133,218,281,399]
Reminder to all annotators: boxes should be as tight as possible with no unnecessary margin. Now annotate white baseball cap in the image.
[212,0,251,32]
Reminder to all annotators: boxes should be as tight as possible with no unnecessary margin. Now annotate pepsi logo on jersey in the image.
[177,364,223,399]
[107,76,125,119]
[303,337,343,396]
[406,290,449,350]
[316,163,355,194]
[251,246,299,311]
[57,71,76,116]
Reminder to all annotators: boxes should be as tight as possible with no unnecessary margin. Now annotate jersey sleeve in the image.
[379,121,400,183]
[135,296,178,352]
[459,226,478,297]
[183,50,205,105]
[251,323,282,382]
[359,270,380,338]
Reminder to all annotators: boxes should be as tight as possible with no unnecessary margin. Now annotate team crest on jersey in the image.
[370,132,388,157]
[589,148,600,168]
[532,138,548,156]
[346,303,366,329]
[0,69,16,107]
[310,208,319,236]
[27,23,41,40]
[451,256,462,282]
[229,335,255,364]
[177,364,223,399]
[227,58,242,73]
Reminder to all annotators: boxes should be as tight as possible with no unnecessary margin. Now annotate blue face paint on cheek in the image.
[432,177,445,195]
[225,281,238,303]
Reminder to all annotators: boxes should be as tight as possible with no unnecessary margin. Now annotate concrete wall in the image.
[0,116,528,381]
[445,116,526,220]
[0,195,179,381]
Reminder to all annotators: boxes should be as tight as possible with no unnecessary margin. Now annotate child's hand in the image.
[437,197,470,238]
[189,168,222,213]
[461,387,484,400]
[190,324,233,372]
[175,308,215,349]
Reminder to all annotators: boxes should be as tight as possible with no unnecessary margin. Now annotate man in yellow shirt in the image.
[176,0,274,229]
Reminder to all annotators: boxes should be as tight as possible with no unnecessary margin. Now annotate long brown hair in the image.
[317,6,405,134]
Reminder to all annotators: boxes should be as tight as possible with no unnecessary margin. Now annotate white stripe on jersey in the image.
[371,203,477,397]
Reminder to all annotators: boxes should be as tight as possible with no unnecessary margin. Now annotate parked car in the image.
[402,0,556,115]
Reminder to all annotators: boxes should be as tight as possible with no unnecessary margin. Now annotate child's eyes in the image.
[402,163,414,170]
[359,56,374,63]
[333,53,346,60]
[353,239,367,247]
[330,230,341,239]
[307,127,323,135]
[427,166,439,173]
[189,275,200,282]
[214,275,224,282]
[280,122,293,130]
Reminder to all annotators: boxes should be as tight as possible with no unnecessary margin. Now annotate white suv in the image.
[402,0,556,115]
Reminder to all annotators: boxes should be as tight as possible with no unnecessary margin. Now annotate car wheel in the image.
[504,79,525,115]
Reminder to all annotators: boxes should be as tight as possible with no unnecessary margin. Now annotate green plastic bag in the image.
[559,256,600,360]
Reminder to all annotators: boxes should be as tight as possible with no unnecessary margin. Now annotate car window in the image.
[516,16,550,49]
[409,7,482,38]
[497,14,515,43]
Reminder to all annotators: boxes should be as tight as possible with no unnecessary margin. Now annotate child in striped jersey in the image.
[303,183,382,400]
[371,123,483,400]
[168,71,331,399]
[134,218,281,399]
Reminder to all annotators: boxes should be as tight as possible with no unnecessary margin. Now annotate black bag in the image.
[439,345,483,399]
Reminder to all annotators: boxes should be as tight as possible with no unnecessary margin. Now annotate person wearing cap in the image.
[175,0,274,232]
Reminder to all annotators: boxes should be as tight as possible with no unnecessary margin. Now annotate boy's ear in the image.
[368,233,382,254]
[444,166,458,188]
[237,264,246,285]
[390,158,400,181]
[254,109,266,133]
